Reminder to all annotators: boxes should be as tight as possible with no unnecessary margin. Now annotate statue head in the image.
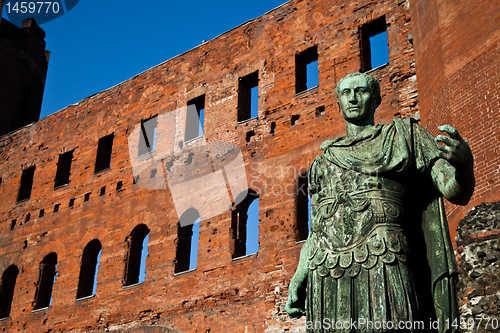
[335,73,381,124]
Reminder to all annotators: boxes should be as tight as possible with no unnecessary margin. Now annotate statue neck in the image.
[345,118,375,138]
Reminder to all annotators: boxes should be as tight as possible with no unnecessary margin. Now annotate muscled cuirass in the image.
[308,164,410,279]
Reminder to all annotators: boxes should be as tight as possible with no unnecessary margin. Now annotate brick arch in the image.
[122,212,155,286]
[37,239,66,263]
[0,253,21,275]
[128,211,156,231]
[123,211,157,250]
[119,212,155,263]
[79,227,110,250]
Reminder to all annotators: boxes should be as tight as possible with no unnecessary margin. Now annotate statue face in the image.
[337,75,376,123]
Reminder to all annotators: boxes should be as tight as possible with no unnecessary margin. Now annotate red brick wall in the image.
[409,0,500,241]
[0,0,418,332]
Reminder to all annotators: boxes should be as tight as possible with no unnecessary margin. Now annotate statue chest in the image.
[311,164,408,250]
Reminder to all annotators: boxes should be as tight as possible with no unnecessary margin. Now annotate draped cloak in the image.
[305,118,459,332]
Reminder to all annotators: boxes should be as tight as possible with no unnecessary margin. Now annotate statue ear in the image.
[374,96,382,109]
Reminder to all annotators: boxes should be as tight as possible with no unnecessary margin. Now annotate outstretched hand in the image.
[435,125,473,174]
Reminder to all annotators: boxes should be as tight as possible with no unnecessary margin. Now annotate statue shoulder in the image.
[310,148,332,172]
[320,139,335,151]
[392,116,432,134]
[308,153,323,177]
[392,117,437,147]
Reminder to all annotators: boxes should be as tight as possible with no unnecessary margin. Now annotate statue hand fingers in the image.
[435,135,456,147]
[437,145,452,154]
[439,146,464,168]
[438,124,461,140]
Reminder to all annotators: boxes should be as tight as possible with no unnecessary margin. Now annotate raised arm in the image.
[431,125,475,205]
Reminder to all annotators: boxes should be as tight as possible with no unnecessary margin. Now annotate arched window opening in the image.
[175,208,200,273]
[76,239,102,299]
[33,252,57,310]
[296,174,311,241]
[124,224,149,286]
[232,190,259,258]
[0,265,19,318]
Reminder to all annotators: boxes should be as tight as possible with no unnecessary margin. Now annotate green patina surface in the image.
[286,73,475,332]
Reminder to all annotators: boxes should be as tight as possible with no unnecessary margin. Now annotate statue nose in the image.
[349,93,358,104]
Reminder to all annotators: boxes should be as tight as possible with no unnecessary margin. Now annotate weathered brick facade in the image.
[0,0,498,332]
[409,0,500,240]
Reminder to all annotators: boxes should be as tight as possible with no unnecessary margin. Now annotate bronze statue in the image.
[285,73,474,332]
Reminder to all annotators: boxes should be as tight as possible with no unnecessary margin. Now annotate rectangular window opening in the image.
[361,16,388,72]
[295,46,319,94]
[238,71,259,122]
[94,134,114,173]
[138,116,158,156]
[17,166,35,202]
[54,151,74,189]
[185,95,205,142]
